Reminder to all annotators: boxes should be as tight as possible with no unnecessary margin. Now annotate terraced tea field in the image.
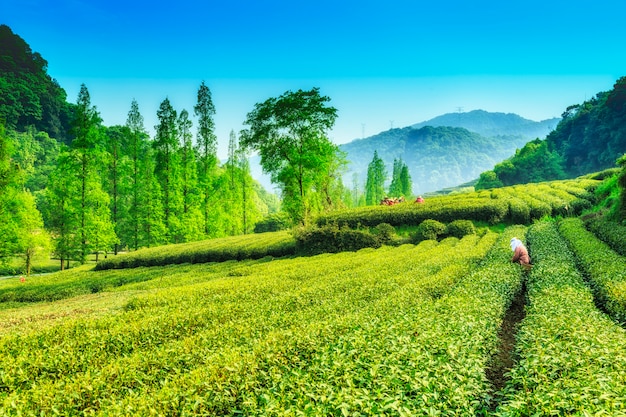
[1,178,626,415]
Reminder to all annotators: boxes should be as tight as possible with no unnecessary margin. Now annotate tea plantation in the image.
[1,178,626,415]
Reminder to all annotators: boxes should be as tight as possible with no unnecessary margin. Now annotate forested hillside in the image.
[340,125,529,194]
[476,77,626,189]
[0,25,72,141]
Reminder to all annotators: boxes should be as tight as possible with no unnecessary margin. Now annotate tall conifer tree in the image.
[153,97,180,242]
[365,150,387,205]
[70,84,116,261]
[125,99,148,250]
[177,109,203,241]
[194,81,217,235]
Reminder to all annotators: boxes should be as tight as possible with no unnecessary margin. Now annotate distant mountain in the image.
[412,109,560,139]
[340,125,531,194]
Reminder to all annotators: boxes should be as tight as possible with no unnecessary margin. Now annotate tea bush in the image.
[315,178,598,229]
[584,215,626,256]
[0,232,508,415]
[294,225,381,255]
[558,217,626,322]
[411,219,446,242]
[445,219,476,238]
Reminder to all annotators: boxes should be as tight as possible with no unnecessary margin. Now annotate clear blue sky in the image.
[2,0,625,158]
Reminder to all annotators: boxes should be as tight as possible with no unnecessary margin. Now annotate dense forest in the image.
[0,25,285,272]
[476,77,626,189]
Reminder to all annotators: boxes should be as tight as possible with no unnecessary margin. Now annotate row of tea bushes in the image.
[315,178,598,228]
[0,258,267,304]
[95,231,297,270]
[316,195,510,228]
[584,215,626,257]
[558,217,626,323]
[495,221,626,415]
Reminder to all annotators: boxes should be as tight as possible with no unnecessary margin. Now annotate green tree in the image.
[220,131,258,235]
[14,191,50,275]
[103,125,131,254]
[310,143,347,213]
[389,158,402,197]
[140,147,167,247]
[365,150,387,205]
[475,170,503,189]
[238,144,251,234]
[153,97,181,242]
[226,130,242,235]
[0,24,72,141]
[234,137,268,235]
[194,81,217,235]
[177,109,203,242]
[240,88,340,224]
[227,129,237,193]
[399,163,413,197]
[13,129,60,192]
[0,123,51,272]
[41,150,77,269]
[70,84,117,261]
[475,139,566,189]
[388,158,412,197]
[125,99,150,250]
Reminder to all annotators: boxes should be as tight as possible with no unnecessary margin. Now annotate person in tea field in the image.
[510,237,532,270]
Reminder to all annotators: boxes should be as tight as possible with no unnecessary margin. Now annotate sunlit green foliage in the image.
[496,220,626,415]
[476,139,566,189]
[584,215,626,256]
[388,157,412,198]
[0,123,51,273]
[0,227,525,415]
[365,150,387,205]
[0,25,72,141]
[559,217,626,322]
[240,88,343,225]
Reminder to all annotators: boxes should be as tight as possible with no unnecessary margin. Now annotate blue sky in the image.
[2,0,625,158]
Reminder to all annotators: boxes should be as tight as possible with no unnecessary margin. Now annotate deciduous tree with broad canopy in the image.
[240,88,343,225]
